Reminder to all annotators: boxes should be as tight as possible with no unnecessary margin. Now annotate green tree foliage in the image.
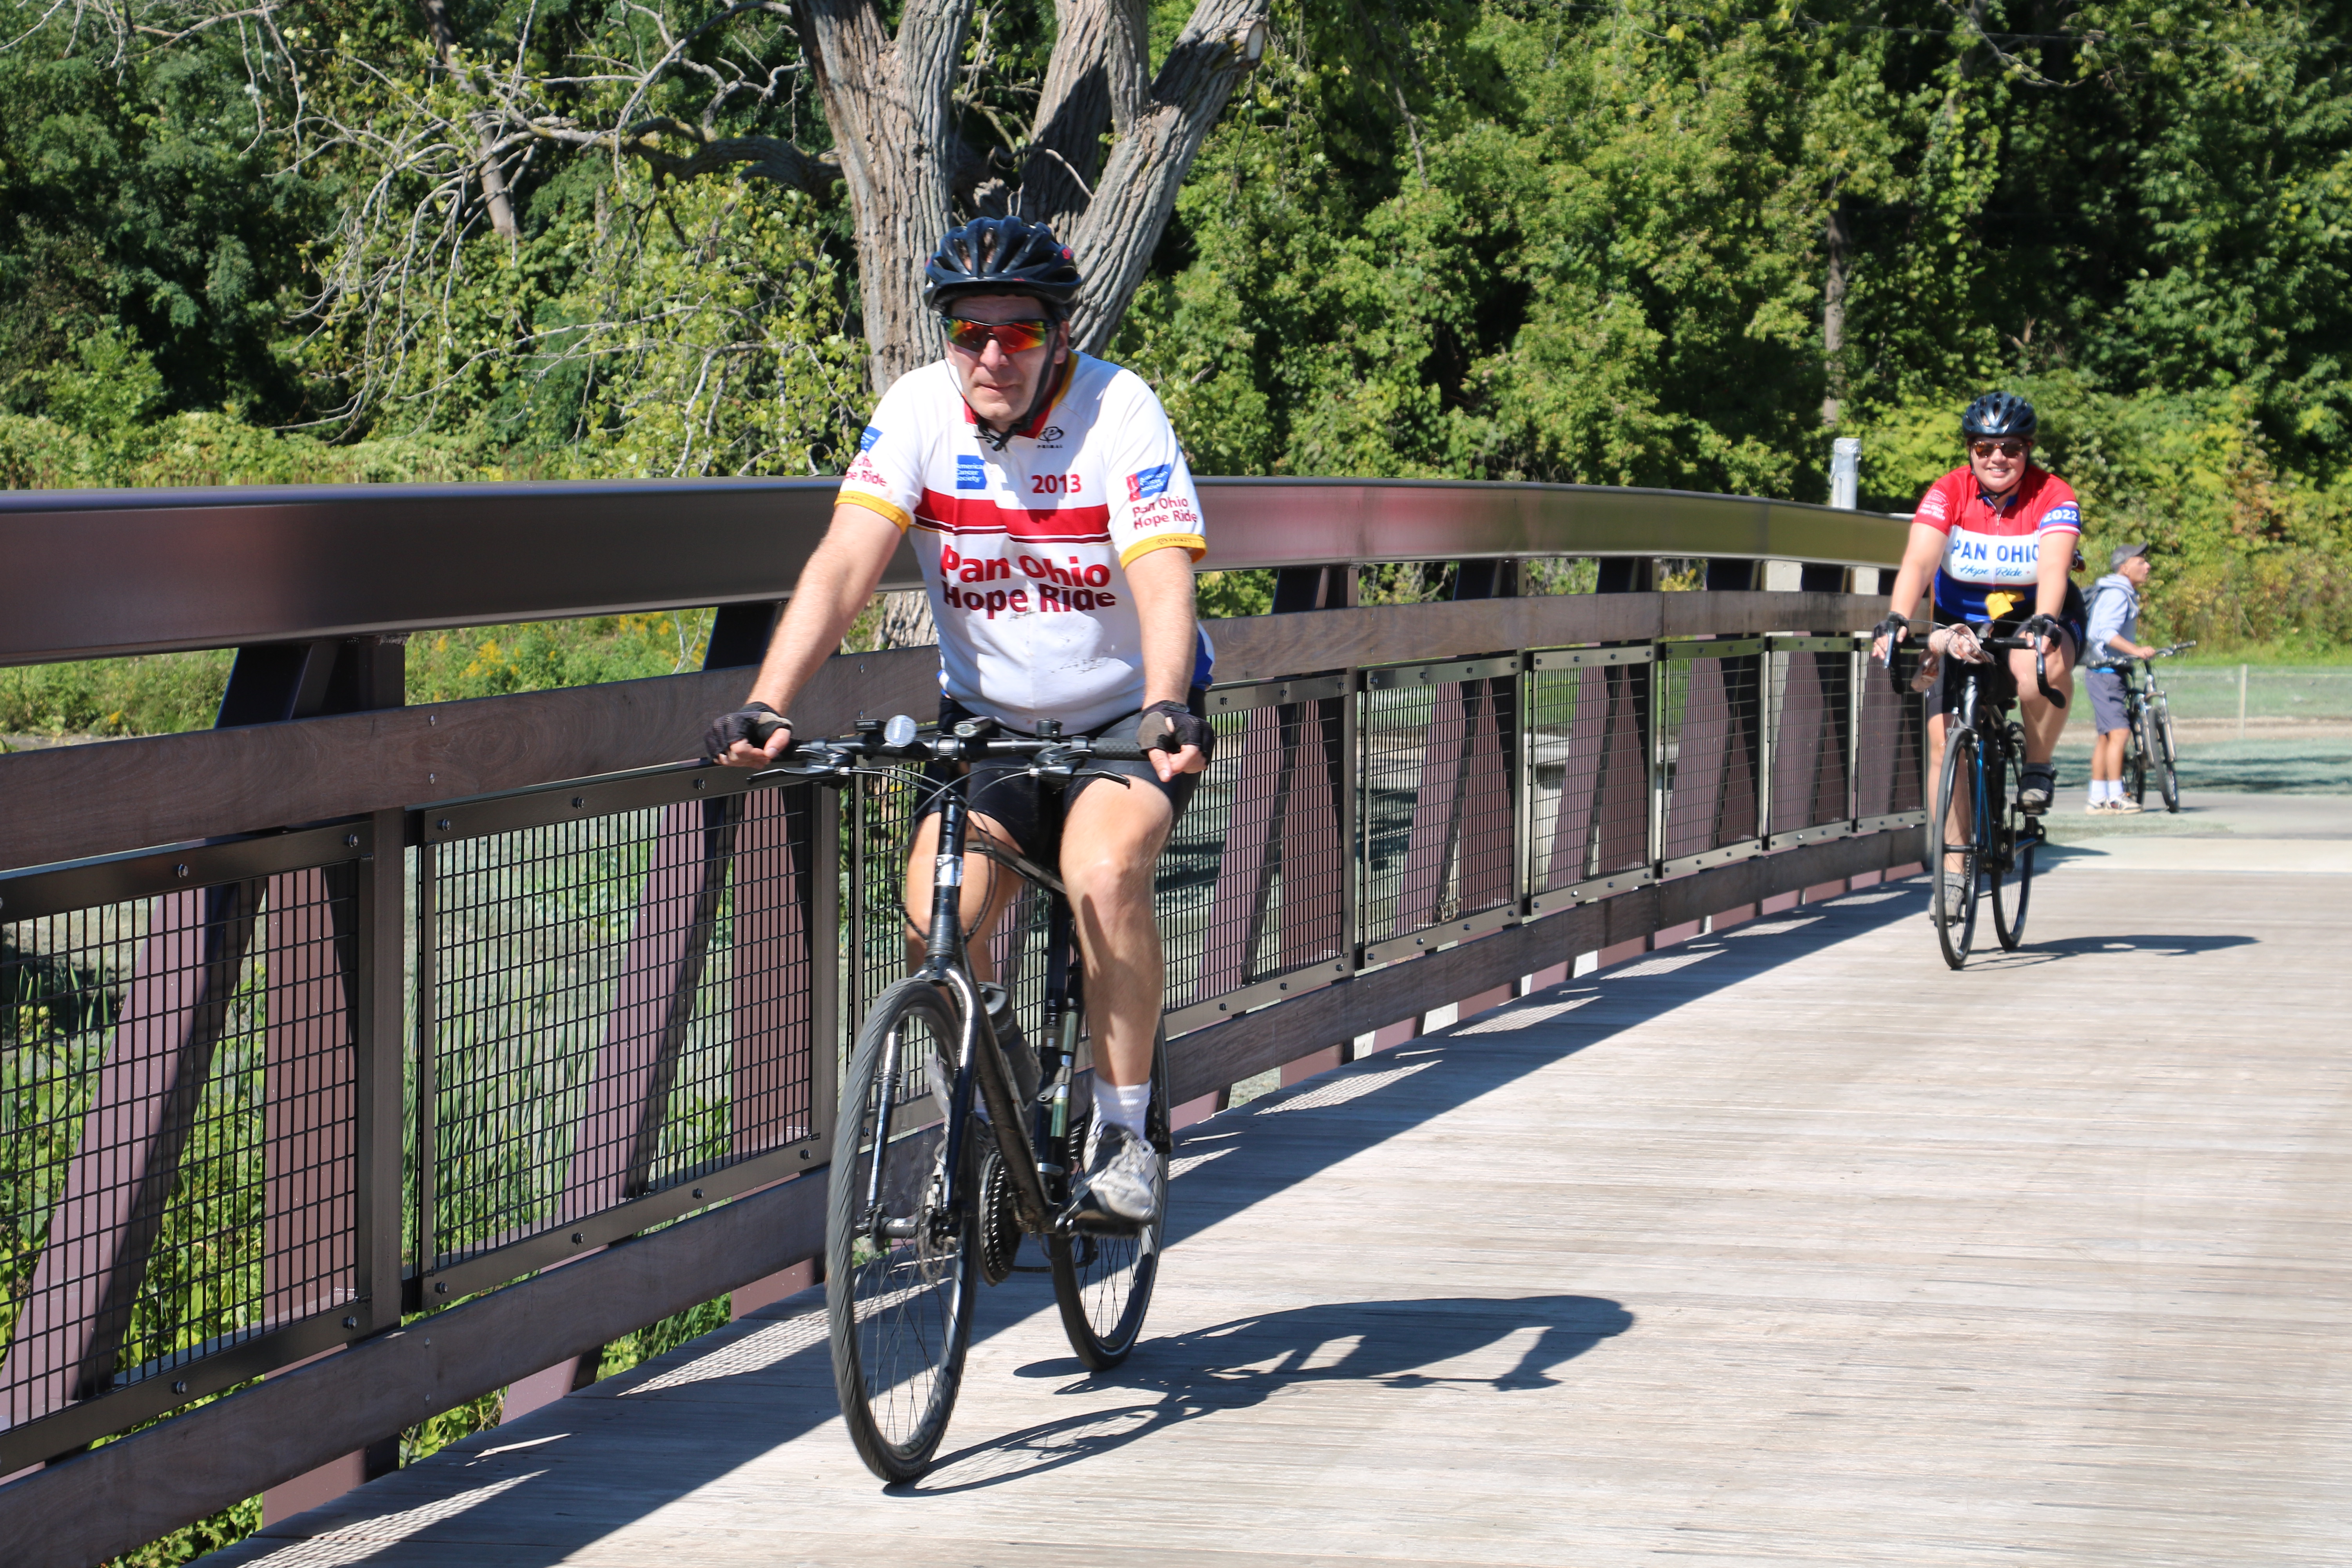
[3,0,2348,649]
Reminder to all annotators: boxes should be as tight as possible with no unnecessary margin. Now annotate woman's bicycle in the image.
[764,712,1174,1483]
[2117,642,2193,813]
[1877,618,2052,970]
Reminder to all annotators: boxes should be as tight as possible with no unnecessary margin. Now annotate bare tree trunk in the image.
[1062,0,1264,355]
[795,0,976,389]
[788,0,1260,388]
[418,0,519,242]
[1821,192,1848,427]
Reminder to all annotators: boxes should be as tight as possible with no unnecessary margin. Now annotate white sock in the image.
[2089,780,2110,803]
[1093,1079,1152,1138]
[2098,780,2120,802]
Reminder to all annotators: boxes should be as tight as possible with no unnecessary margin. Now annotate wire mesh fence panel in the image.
[1857,643,1927,819]
[1,860,357,1435]
[2147,666,2352,726]
[1659,643,1766,864]
[1161,690,1349,1015]
[1528,652,1653,893]
[425,785,815,1275]
[1363,663,1517,951]
[1768,641,1857,839]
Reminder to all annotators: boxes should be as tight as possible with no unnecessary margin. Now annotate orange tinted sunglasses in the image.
[946,318,1052,355]
[1969,438,2029,459]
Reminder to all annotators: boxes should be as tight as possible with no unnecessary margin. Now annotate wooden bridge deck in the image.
[215,850,2352,1567]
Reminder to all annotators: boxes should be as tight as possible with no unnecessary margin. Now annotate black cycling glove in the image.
[1135,700,1214,761]
[1870,615,1910,659]
[704,701,788,762]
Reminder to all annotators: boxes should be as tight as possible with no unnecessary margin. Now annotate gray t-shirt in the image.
[2082,572,2140,666]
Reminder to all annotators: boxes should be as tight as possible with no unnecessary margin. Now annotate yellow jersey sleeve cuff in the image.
[837,490,912,532]
[1120,534,1207,568]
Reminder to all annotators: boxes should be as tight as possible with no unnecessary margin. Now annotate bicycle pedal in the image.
[1054,1193,1146,1238]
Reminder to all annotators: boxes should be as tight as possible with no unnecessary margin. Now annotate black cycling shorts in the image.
[1927,587,2085,719]
[914,690,1205,866]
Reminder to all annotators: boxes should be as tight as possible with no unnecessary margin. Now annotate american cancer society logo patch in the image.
[1127,463,1171,502]
[955,455,988,490]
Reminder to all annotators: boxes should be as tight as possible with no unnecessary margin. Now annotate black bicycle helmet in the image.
[923,216,1083,316]
[1961,390,2037,441]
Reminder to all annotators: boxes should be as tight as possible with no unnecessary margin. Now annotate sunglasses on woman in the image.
[1969,439,2029,459]
[946,318,1052,355]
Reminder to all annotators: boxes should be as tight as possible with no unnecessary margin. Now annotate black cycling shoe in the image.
[2018,762,2056,815]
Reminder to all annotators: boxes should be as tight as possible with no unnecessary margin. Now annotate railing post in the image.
[355,810,406,1340]
[411,839,437,1301]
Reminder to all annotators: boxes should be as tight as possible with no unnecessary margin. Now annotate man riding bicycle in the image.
[1874,392,2085,884]
[705,215,1211,1229]
[2082,541,2158,814]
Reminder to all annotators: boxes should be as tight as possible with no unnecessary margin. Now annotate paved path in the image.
[216,856,2352,1567]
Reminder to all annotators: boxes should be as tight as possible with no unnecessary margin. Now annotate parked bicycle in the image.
[2117,642,2193,813]
[1876,618,2049,969]
[762,712,1175,1483]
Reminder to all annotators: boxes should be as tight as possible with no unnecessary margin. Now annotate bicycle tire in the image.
[2125,697,2149,807]
[1049,1023,1171,1370]
[1990,741,2037,952]
[827,978,978,1483]
[1933,728,1982,970]
[2153,693,2181,813]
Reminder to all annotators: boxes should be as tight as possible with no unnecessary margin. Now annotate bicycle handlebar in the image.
[745,711,1164,775]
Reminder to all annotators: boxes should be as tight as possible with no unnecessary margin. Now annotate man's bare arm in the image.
[717,506,906,766]
[1123,544,1208,782]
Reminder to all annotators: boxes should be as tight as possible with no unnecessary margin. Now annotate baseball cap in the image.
[2109,541,2150,570]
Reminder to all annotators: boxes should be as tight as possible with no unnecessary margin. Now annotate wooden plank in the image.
[0,479,1904,666]
[1,596,1887,875]
[1163,831,1913,1104]
[0,1167,829,1568]
[0,646,940,873]
[192,862,2352,1568]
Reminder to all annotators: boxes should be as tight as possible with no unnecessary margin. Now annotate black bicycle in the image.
[764,712,1174,1483]
[2115,642,2192,813]
[1877,619,2051,969]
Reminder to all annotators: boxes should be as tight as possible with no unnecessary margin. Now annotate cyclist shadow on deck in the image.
[909,1294,1634,1494]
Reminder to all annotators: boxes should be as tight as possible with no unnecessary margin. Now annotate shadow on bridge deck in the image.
[211,866,2352,1568]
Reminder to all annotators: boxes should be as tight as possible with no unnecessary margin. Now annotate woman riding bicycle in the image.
[1874,392,2086,870]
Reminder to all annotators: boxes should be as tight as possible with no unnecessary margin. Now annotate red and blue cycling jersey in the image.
[1911,464,2082,624]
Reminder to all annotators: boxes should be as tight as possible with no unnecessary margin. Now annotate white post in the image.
[2239,664,2248,740]
[1829,437,1861,512]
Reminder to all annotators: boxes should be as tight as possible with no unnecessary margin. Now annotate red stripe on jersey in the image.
[915,488,1111,543]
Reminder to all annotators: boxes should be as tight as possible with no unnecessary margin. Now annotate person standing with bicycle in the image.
[2081,542,2157,815]
[1873,392,2086,902]
[705,215,1211,1229]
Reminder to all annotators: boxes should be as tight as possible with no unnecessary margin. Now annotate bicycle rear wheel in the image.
[1049,1024,1171,1370]
[2152,693,2181,812]
[827,978,978,1483]
[1933,727,1982,970]
[1990,742,2038,952]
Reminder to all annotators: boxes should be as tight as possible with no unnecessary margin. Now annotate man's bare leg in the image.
[1058,778,1176,1089]
[903,810,1027,978]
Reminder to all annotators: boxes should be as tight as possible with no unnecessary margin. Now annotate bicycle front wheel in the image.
[1050,1024,1171,1370]
[2130,703,2158,808]
[2152,694,2181,812]
[1933,727,1982,970]
[827,979,978,1483]
[1990,743,2038,952]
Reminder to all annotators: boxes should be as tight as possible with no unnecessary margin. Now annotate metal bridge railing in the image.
[0,477,1922,1567]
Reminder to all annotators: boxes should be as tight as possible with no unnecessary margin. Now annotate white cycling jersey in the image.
[837,352,1213,734]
